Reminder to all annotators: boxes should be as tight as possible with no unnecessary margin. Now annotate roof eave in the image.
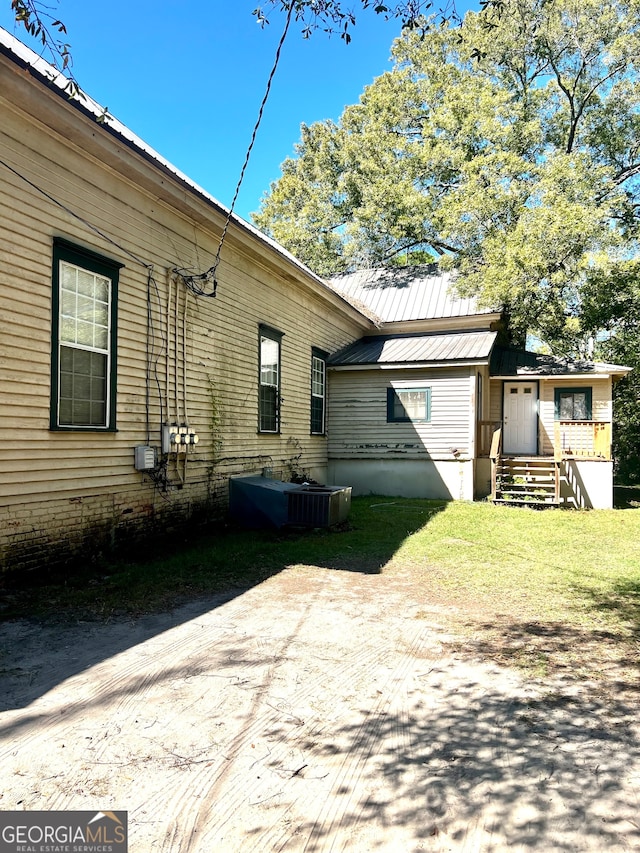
[492,369,631,380]
[329,358,492,370]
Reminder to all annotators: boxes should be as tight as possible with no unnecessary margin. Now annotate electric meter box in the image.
[134,445,156,471]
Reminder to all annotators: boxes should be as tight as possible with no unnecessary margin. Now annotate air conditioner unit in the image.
[285,485,352,528]
[229,477,352,529]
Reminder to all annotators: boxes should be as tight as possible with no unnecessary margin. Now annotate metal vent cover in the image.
[285,485,352,527]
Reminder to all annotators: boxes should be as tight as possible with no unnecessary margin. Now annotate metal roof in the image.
[329,330,498,367]
[490,347,631,378]
[329,266,497,323]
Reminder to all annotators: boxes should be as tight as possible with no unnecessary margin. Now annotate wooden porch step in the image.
[493,497,559,507]
[498,485,556,494]
[498,459,556,471]
[492,454,560,507]
[496,474,557,482]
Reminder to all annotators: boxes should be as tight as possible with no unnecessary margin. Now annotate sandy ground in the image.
[1,565,639,852]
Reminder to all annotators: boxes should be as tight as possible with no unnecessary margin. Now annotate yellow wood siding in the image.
[328,367,475,460]
[0,73,365,569]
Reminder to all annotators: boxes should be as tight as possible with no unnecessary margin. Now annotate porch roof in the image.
[490,346,631,379]
[328,329,497,367]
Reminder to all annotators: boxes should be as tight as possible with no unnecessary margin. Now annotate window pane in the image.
[311,396,324,434]
[61,262,76,290]
[94,302,109,328]
[259,384,278,432]
[573,393,587,420]
[95,279,110,302]
[73,373,91,400]
[90,400,106,425]
[260,336,279,386]
[59,397,72,424]
[73,400,91,423]
[94,325,109,351]
[58,346,108,427]
[311,355,325,434]
[60,262,111,350]
[76,319,94,347]
[55,251,116,430]
[76,294,94,322]
[389,388,430,422]
[60,317,77,344]
[61,290,76,317]
[396,390,426,420]
[91,375,106,399]
[559,394,571,419]
[77,269,96,297]
[312,356,325,397]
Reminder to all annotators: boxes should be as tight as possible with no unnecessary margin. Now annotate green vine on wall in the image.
[206,377,224,498]
[286,436,316,484]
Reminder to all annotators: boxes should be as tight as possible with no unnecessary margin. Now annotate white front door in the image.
[503,382,538,455]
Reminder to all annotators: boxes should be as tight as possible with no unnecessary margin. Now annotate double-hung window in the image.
[554,387,592,420]
[259,325,282,433]
[51,239,121,430]
[311,349,327,435]
[387,386,431,423]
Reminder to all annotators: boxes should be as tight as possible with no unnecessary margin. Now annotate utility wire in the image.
[202,0,296,295]
[6,0,296,299]
[0,156,152,270]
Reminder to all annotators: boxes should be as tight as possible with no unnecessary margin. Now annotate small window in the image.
[311,349,327,435]
[387,387,431,423]
[259,325,282,433]
[554,387,592,420]
[51,239,121,430]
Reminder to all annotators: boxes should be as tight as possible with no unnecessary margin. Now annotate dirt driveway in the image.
[1,565,639,852]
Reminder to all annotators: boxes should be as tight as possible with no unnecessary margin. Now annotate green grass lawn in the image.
[2,497,639,688]
[392,499,640,630]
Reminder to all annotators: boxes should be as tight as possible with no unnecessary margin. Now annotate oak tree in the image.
[254,0,640,345]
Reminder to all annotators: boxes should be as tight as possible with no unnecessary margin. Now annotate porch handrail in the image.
[489,426,502,500]
[489,426,502,461]
[477,420,502,457]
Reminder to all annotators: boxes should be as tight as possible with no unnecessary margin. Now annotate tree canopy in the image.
[253,0,640,346]
[253,1,464,40]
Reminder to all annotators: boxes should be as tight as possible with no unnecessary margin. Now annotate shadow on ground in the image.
[614,484,640,509]
[0,502,445,711]
[268,676,640,851]
[452,618,640,697]
[1,559,638,851]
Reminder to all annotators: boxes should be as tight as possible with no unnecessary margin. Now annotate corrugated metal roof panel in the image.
[329,266,496,323]
[329,330,497,366]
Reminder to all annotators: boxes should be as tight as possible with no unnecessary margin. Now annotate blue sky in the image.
[0,1,478,221]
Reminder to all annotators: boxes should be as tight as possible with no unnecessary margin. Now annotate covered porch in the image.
[478,420,613,507]
[474,348,630,509]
